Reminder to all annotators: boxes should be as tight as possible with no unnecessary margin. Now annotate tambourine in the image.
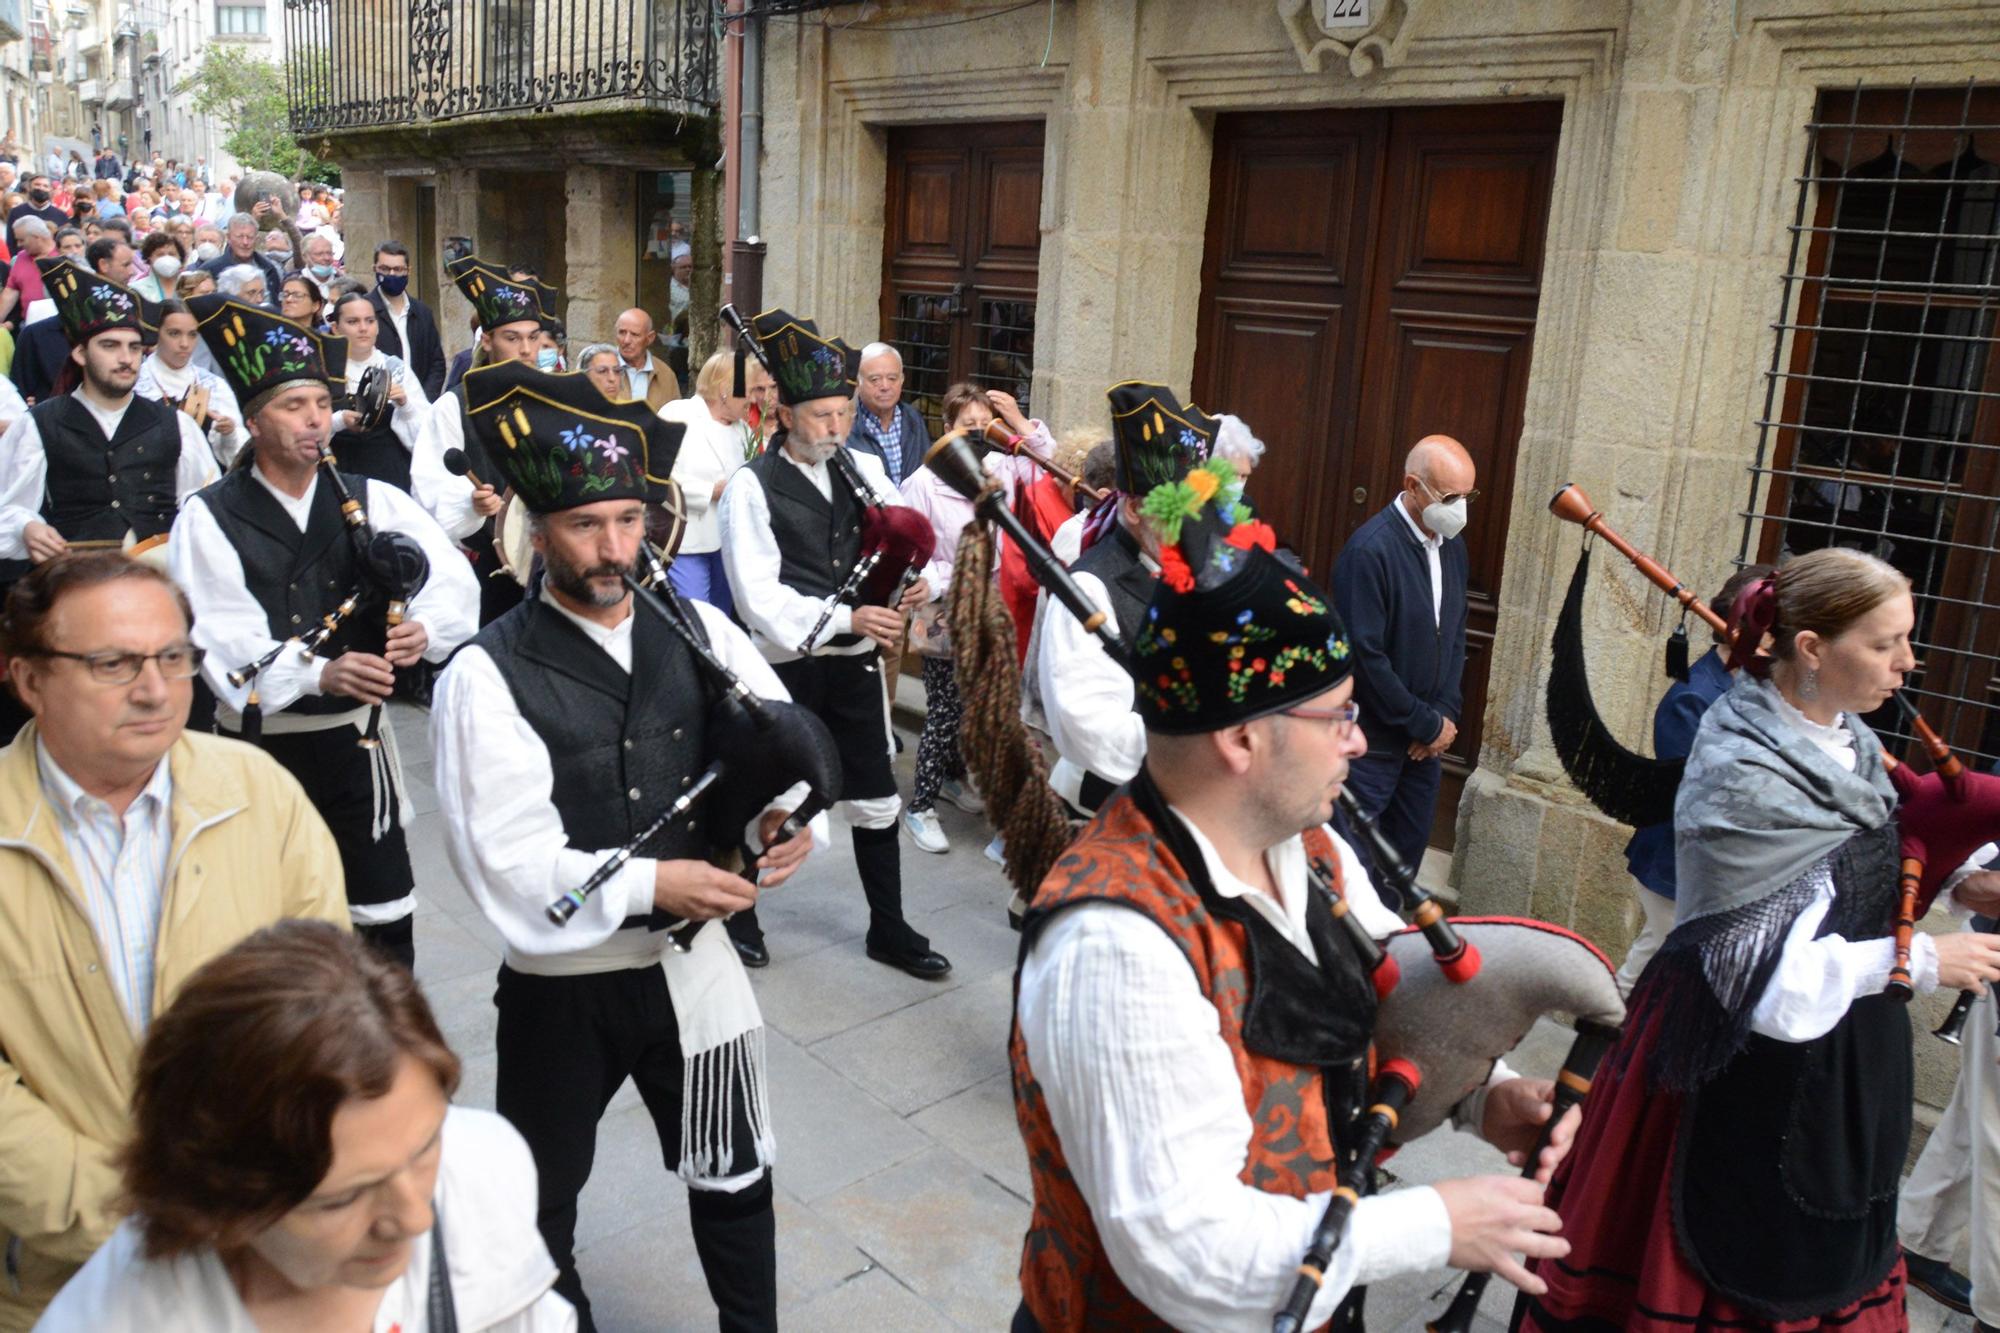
[171,383,212,432]
[65,531,173,571]
[348,365,392,432]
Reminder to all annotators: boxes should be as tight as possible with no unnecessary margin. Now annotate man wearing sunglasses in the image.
[1330,435,1477,899]
[0,551,347,1327]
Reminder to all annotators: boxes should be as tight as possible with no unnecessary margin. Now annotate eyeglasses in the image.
[1281,700,1362,731]
[1416,476,1480,506]
[32,643,206,685]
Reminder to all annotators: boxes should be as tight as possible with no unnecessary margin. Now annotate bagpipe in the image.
[919,432,1629,1331]
[545,538,843,951]
[971,418,1109,508]
[222,447,429,745]
[715,303,936,653]
[1545,482,2000,1001]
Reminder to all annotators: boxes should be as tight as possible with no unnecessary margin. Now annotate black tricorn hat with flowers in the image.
[36,256,160,347]
[1107,380,1221,495]
[447,253,558,333]
[750,308,859,407]
[460,359,683,515]
[186,294,346,417]
[1129,458,1352,735]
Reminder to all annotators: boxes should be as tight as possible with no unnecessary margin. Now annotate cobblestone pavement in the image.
[393,706,1967,1332]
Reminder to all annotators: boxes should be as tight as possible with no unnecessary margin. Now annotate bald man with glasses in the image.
[0,552,346,1328]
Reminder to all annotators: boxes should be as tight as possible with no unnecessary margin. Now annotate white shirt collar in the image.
[250,461,317,530]
[1166,803,1314,957]
[538,582,634,662]
[1392,493,1441,551]
[35,738,172,827]
[74,390,132,441]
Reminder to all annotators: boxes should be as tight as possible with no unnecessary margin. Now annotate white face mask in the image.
[1420,493,1468,541]
[151,254,181,279]
[194,241,220,262]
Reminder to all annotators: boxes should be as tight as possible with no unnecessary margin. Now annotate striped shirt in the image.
[35,742,173,1030]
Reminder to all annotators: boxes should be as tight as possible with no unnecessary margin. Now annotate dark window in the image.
[1743,83,2000,765]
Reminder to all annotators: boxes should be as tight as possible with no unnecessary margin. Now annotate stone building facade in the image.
[757,0,2000,1109]
[289,0,721,360]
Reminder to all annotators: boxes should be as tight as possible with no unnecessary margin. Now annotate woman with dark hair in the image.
[278,271,326,329]
[36,919,574,1331]
[327,289,431,490]
[132,230,183,302]
[1518,547,2000,1333]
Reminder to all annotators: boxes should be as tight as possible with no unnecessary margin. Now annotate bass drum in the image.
[491,479,688,589]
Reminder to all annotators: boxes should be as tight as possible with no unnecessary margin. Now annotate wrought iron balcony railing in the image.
[284,0,721,136]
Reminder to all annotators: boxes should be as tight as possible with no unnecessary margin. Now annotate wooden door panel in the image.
[1362,317,1535,602]
[1202,299,1342,566]
[977,147,1044,270]
[892,153,967,268]
[1196,101,1560,853]
[884,121,1046,433]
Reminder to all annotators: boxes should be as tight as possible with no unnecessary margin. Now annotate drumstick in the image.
[442,447,487,490]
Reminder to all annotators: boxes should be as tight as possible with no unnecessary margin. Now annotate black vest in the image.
[200,466,390,716]
[1070,523,1155,646]
[33,393,182,542]
[475,596,714,928]
[748,443,865,647]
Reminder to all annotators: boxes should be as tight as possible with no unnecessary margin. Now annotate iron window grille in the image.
[1742,82,2000,769]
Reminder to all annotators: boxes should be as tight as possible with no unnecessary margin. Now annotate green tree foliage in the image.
[187,46,334,182]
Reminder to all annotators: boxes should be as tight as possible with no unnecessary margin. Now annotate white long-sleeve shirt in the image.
[169,465,479,721]
[1038,557,1149,807]
[340,347,431,460]
[0,374,25,436]
[719,443,901,663]
[1018,814,1473,1332]
[410,388,482,540]
[133,356,247,468]
[658,394,745,555]
[0,393,216,558]
[430,591,829,976]
[1739,692,1958,1041]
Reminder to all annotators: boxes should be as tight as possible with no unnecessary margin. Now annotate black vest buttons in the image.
[672,727,684,740]
[681,775,691,788]
[623,739,633,750]
[687,820,698,832]
[291,613,302,624]
[628,787,641,800]
[109,498,120,508]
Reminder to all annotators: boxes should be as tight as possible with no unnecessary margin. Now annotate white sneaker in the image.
[984,834,1006,866]
[939,778,985,815]
[903,808,949,854]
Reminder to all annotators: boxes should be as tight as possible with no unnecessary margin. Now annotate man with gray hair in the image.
[845,341,928,487]
[196,212,283,295]
[0,216,54,325]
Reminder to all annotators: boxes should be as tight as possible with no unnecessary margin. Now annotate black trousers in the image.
[250,722,415,917]
[494,963,777,1333]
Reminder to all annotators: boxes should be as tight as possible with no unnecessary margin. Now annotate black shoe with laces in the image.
[1905,1250,1973,1316]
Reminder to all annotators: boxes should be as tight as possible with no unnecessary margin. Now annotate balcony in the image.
[104,73,130,106]
[0,0,24,44]
[282,0,720,137]
[76,75,98,103]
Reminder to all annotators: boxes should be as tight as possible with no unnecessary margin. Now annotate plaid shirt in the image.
[853,402,907,484]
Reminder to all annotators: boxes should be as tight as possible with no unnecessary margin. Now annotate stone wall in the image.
[759,0,2000,1112]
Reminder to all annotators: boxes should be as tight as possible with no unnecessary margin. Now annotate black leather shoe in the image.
[1905,1250,1973,1316]
[866,940,952,980]
[732,936,770,969]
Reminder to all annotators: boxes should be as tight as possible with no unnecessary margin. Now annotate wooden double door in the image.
[1194,102,1562,849]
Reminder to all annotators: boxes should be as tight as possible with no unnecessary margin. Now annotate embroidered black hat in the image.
[447,254,558,333]
[1106,381,1221,495]
[36,256,160,347]
[1130,459,1352,735]
[749,308,859,407]
[187,294,347,417]
[460,359,683,515]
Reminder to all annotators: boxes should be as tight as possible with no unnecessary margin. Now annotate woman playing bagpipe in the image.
[1517,547,2000,1333]
[995,459,1586,1332]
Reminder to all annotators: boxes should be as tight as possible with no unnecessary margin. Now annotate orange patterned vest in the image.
[1010,790,1365,1332]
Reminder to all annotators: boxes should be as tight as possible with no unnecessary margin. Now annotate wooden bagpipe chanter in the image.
[1545,483,2000,1017]
[917,432,1628,1332]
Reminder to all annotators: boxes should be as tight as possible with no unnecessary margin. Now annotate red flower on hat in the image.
[1224,520,1276,553]
[1159,545,1195,593]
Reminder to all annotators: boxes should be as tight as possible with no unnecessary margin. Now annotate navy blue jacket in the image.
[845,400,929,488]
[1623,646,1735,899]
[1330,501,1468,750]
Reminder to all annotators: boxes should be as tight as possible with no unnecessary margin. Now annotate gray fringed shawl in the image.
[1674,675,1894,923]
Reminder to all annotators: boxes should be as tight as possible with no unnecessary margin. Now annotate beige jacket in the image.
[0,725,348,1329]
